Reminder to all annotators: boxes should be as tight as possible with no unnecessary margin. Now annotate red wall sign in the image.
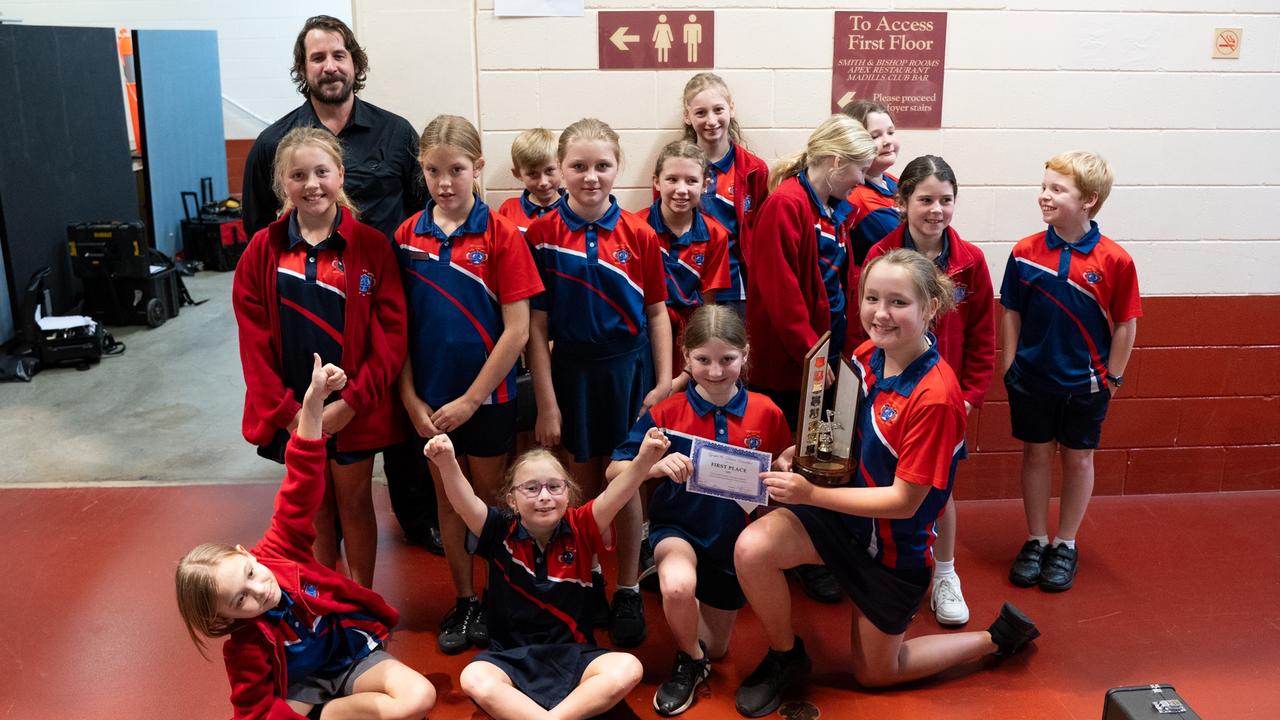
[831,12,947,129]
[598,11,714,70]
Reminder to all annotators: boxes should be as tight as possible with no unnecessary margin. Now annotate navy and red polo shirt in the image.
[496,190,565,235]
[999,222,1142,395]
[798,170,853,357]
[395,195,543,407]
[848,337,967,570]
[638,201,730,311]
[526,196,666,343]
[277,210,346,402]
[612,382,791,567]
[263,589,385,682]
[702,145,745,302]
[469,502,611,650]
[846,174,900,266]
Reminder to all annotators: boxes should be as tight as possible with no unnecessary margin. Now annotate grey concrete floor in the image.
[0,270,333,486]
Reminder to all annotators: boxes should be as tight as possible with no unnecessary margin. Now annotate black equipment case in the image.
[181,176,247,271]
[1103,684,1201,719]
[68,222,181,327]
[68,221,150,279]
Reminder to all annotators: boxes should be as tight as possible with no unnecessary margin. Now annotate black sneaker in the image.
[608,588,647,647]
[734,637,812,718]
[987,602,1040,658]
[793,564,842,604]
[654,643,711,717]
[1037,543,1078,592]
[590,570,611,629]
[437,597,479,655]
[1009,539,1046,587]
[467,594,490,647]
[638,537,660,593]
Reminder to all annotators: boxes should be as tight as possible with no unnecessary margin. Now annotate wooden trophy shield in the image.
[793,332,858,486]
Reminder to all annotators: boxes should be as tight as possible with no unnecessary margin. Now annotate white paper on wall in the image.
[494,0,583,17]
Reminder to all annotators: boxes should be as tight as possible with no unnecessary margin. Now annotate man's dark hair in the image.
[291,15,369,97]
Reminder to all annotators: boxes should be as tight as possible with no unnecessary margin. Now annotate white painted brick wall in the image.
[27,0,1271,294]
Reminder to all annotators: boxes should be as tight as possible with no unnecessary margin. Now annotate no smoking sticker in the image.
[1213,28,1242,59]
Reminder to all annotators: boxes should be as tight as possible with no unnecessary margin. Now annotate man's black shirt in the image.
[241,96,425,239]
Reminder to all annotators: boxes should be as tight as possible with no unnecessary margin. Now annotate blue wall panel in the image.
[135,30,226,258]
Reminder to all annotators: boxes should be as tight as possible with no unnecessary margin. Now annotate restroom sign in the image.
[598,11,715,69]
[831,12,947,128]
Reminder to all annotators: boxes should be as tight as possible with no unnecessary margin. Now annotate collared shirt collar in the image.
[520,189,565,217]
[685,380,748,418]
[1044,221,1101,254]
[303,95,373,133]
[868,333,941,397]
[797,170,851,225]
[510,512,575,545]
[709,143,736,174]
[556,195,622,233]
[902,225,952,271]
[263,589,295,620]
[413,194,490,240]
[647,200,709,249]
[286,208,346,251]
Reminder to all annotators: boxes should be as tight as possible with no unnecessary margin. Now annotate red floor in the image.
[1,485,1276,719]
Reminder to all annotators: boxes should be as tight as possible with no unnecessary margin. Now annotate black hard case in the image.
[1103,684,1201,720]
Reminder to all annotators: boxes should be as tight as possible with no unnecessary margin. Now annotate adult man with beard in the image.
[240,15,441,557]
[241,14,424,240]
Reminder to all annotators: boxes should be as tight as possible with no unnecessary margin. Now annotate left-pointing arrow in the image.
[610,26,640,51]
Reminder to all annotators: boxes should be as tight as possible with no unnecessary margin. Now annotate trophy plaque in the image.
[793,331,859,487]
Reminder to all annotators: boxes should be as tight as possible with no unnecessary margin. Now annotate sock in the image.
[1052,537,1076,549]
[1029,534,1049,546]
[616,583,640,594]
[934,559,956,577]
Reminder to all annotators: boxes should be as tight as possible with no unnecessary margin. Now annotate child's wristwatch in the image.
[1106,372,1124,387]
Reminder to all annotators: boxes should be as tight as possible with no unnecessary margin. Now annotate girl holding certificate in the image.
[607,305,792,717]
[731,250,1039,718]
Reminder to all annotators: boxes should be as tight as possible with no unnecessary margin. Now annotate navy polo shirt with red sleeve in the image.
[798,170,853,357]
[612,383,790,567]
[277,210,346,402]
[702,145,746,302]
[469,502,611,650]
[526,196,666,343]
[395,195,544,408]
[849,337,967,570]
[638,201,730,311]
[999,222,1142,395]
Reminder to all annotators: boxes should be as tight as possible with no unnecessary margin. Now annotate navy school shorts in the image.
[650,526,746,611]
[1005,369,1112,450]
[784,505,932,636]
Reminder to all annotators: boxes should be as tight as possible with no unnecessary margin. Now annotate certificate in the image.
[687,436,771,512]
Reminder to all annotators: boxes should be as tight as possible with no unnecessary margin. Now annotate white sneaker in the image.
[931,572,970,626]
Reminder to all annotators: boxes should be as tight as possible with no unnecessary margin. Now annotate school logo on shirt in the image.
[467,249,488,265]
[613,249,632,264]
[692,253,705,266]
[358,270,376,296]
[1084,270,1103,284]
[332,258,345,273]
[879,403,899,423]
[304,584,318,597]
[743,195,752,212]
[559,548,576,565]
[954,284,968,303]
[744,433,762,450]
